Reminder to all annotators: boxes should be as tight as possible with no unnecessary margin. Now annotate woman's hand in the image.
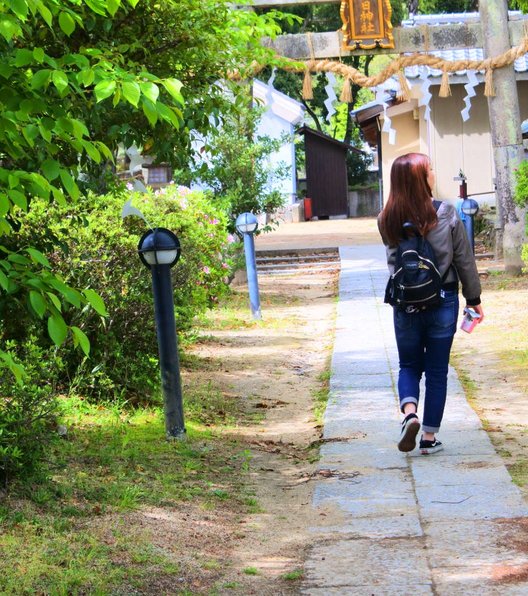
[471,304,484,324]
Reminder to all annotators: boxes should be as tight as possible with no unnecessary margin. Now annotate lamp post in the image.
[138,227,185,439]
[461,198,480,254]
[235,213,261,320]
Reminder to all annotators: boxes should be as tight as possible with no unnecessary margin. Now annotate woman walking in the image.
[378,153,484,454]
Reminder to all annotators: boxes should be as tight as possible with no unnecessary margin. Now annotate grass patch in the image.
[281,568,304,581]
[243,566,259,575]
[313,368,331,424]
[0,394,256,594]
[507,459,528,488]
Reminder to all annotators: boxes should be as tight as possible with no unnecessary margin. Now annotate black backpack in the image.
[384,201,446,310]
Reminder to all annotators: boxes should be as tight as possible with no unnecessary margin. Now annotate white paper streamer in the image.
[324,72,337,122]
[375,86,397,145]
[265,67,277,110]
[122,199,147,221]
[461,70,479,122]
[419,68,432,122]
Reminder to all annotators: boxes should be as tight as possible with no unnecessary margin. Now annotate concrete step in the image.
[256,248,340,275]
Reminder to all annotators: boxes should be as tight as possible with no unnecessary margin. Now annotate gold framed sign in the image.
[340,0,394,50]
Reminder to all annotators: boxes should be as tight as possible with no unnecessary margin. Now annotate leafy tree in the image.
[0,0,291,377]
[417,0,479,12]
[0,0,188,380]
[195,106,290,227]
[19,0,299,190]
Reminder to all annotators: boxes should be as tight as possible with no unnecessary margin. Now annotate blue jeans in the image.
[393,290,459,433]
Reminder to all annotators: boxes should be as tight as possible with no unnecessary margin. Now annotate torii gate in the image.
[253,0,528,274]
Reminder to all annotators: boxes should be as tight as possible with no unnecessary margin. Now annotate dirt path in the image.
[184,269,339,594]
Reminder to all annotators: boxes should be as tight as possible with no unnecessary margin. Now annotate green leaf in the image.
[107,0,120,17]
[38,121,52,142]
[122,81,140,107]
[94,79,116,102]
[22,124,39,147]
[52,70,69,94]
[59,169,80,200]
[37,1,53,27]
[0,64,13,79]
[14,49,34,67]
[29,291,47,318]
[140,82,159,104]
[58,11,75,36]
[48,313,68,346]
[0,194,9,217]
[41,158,60,181]
[33,47,45,63]
[80,68,95,87]
[70,119,89,139]
[52,186,66,207]
[84,288,108,316]
[72,326,90,356]
[46,292,62,311]
[8,253,30,265]
[0,352,26,383]
[85,0,107,16]
[7,0,29,21]
[127,0,140,7]
[112,88,121,107]
[157,103,181,129]
[31,69,51,90]
[141,97,158,126]
[163,78,184,105]
[95,141,114,162]
[81,140,101,163]
[8,174,18,189]
[26,248,51,268]
[9,189,27,210]
[0,15,22,42]
[0,269,9,290]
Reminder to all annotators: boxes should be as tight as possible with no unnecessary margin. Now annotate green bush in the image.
[514,160,528,207]
[513,160,528,265]
[0,342,60,488]
[8,185,236,401]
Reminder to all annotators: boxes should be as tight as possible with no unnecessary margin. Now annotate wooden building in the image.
[298,126,363,219]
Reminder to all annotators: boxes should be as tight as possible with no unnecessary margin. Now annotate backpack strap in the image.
[400,200,441,239]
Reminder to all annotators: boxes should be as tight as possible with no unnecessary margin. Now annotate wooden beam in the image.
[262,18,528,59]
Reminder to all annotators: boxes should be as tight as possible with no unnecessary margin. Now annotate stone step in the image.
[255,248,340,275]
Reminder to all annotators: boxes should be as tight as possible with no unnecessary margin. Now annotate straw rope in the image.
[234,32,528,101]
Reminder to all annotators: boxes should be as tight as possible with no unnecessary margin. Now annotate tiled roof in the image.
[402,12,528,78]
[402,11,521,27]
[404,49,528,78]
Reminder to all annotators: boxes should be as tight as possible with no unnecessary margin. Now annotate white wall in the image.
[256,109,297,205]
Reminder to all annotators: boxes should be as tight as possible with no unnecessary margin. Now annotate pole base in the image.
[166,427,186,441]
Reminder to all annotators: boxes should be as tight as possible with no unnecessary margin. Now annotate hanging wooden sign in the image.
[340,0,394,50]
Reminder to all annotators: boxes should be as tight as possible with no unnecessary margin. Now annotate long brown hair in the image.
[379,152,438,246]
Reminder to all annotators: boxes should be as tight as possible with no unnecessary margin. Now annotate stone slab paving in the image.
[302,244,528,595]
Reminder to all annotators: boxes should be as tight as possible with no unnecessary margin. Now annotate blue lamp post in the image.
[138,227,185,439]
[235,213,261,320]
[461,198,479,254]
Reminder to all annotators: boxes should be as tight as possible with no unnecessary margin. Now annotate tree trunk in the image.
[479,0,526,274]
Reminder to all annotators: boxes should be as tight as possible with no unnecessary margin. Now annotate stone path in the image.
[302,244,528,595]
